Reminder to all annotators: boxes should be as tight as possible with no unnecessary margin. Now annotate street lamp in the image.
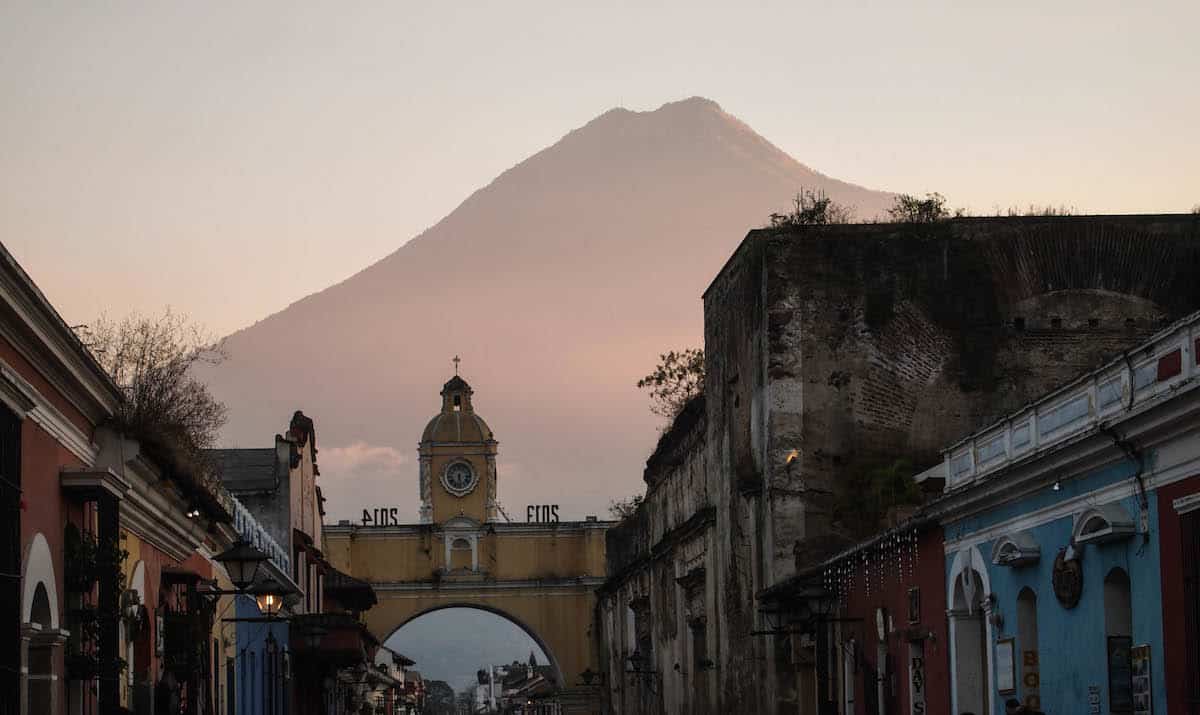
[213,540,270,590]
[249,575,288,617]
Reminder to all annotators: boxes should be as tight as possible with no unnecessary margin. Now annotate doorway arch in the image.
[383,602,565,687]
[21,532,62,715]
[21,532,59,628]
[948,546,994,715]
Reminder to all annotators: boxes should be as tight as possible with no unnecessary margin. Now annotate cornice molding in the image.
[0,356,96,465]
[118,456,207,562]
[943,450,1200,554]
[324,521,615,538]
[60,467,130,501]
[371,577,605,593]
[0,257,121,423]
[937,386,1200,524]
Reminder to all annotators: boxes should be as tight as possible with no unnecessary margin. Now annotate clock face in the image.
[442,461,477,496]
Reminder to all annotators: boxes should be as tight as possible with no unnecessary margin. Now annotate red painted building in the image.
[1156,474,1200,715]
[2,243,234,715]
[1,244,125,715]
[758,518,950,715]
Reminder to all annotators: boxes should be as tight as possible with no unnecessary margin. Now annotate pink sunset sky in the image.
[3,1,1197,338]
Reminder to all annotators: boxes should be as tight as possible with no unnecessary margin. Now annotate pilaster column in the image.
[19,623,35,715]
[27,626,69,715]
[96,494,120,715]
[419,457,433,524]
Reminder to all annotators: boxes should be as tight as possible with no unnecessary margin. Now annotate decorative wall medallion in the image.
[1052,549,1082,608]
[441,459,478,497]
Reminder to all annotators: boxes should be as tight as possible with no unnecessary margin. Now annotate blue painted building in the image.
[927,312,1200,715]
[230,494,298,715]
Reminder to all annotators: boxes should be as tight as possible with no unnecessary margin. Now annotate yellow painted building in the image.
[324,374,612,712]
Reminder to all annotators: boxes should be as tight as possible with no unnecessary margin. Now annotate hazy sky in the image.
[3,1,1198,336]
[386,607,548,691]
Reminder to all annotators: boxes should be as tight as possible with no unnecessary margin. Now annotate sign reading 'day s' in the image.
[527,504,560,523]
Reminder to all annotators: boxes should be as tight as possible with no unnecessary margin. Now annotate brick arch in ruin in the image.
[799,216,1200,461]
[741,216,1200,557]
[972,218,1200,313]
[379,601,566,686]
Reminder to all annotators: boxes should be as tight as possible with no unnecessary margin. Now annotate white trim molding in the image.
[0,245,123,422]
[21,533,60,628]
[0,356,96,465]
[1072,503,1136,545]
[946,545,995,715]
[989,531,1040,567]
[1173,492,1200,515]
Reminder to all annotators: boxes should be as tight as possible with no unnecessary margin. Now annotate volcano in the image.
[196,97,896,521]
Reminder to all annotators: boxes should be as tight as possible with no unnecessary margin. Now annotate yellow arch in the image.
[361,582,599,688]
[324,520,610,708]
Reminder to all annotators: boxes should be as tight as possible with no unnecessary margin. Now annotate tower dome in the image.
[420,375,494,444]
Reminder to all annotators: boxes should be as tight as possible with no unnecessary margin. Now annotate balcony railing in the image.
[934,311,1200,490]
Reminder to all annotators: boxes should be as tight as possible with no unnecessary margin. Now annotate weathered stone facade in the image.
[596,215,1200,714]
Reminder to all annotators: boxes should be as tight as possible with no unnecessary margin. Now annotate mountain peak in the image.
[591,96,726,125]
[201,99,897,525]
[656,96,724,112]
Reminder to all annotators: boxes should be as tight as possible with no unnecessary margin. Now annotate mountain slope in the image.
[196,97,896,521]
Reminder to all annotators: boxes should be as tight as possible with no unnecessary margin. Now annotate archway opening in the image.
[28,583,54,714]
[30,582,51,627]
[1104,567,1134,715]
[952,567,989,715]
[385,605,557,712]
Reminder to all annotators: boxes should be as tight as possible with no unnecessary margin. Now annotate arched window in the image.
[1104,568,1134,714]
[1105,568,1132,637]
[449,537,474,571]
[1016,588,1040,710]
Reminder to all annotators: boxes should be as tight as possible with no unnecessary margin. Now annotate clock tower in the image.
[417,374,499,524]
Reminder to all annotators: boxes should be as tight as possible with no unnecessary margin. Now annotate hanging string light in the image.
[863,550,870,597]
[879,540,886,586]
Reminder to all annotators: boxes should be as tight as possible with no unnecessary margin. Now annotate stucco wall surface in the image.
[946,496,1165,715]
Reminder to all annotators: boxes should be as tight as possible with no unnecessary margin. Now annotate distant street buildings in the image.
[471,657,560,715]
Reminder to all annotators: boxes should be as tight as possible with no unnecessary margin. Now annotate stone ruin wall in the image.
[600,397,726,714]
[600,214,1200,715]
[759,215,1200,579]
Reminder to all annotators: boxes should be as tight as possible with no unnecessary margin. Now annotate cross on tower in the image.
[453,355,461,375]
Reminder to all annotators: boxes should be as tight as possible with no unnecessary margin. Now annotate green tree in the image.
[424,679,455,714]
[77,309,227,456]
[636,349,703,420]
[608,494,644,520]
[768,188,854,227]
[833,458,922,537]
